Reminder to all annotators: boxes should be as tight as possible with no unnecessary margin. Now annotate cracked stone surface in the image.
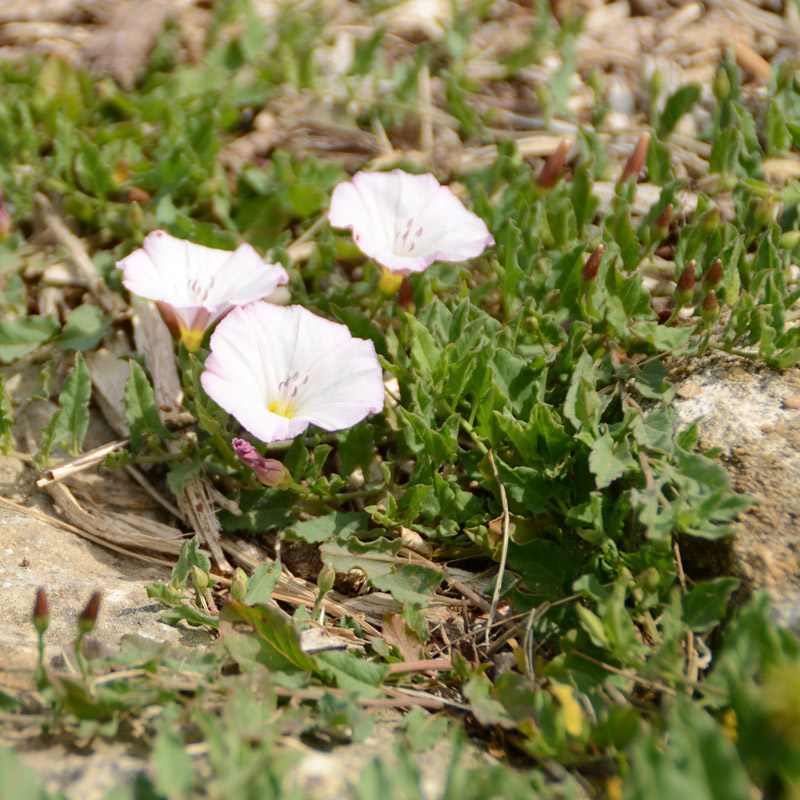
[670,352,800,633]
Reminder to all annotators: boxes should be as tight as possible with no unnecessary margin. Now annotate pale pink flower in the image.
[328,170,494,274]
[117,230,289,350]
[201,302,385,444]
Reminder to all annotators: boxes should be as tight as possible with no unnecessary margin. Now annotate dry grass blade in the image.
[133,302,232,573]
[0,493,177,569]
[45,482,186,556]
[36,437,130,487]
[485,450,511,647]
[34,193,118,313]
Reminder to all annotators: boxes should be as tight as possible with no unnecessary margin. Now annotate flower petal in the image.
[201,303,384,444]
[117,231,289,341]
[328,170,494,273]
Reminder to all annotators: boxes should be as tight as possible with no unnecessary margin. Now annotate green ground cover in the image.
[2,1,800,797]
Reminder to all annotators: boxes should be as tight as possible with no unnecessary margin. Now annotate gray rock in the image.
[671,352,800,632]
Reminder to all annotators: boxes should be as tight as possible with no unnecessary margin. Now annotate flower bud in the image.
[0,182,11,239]
[754,197,776,229]
[619,133,650,183]
[32,588,49,636]
[581,244,604,284]
[191,565,209,592]
[780,230,800,249]
[398,274,414,310]
[713,67,731,102]
[230,572,248,603]
[674,260,696,307]
[639,567,660,594]
[703,258,723,291]
[78,591,102,635]
[653,204,672,241]
[536,139,570,189]
[317,563,336,596]
[232,438,292,488]
[700,290,720,326]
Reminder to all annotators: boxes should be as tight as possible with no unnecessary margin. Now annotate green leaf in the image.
[589,431,634,489]
[55,352,91,454]
[320,537,442,604]
[659,84,701,137]
[462,676,516,728]
[316,650,389,697]
[75,131,114,197]
[285,511,369,544]
[0,315,59,363]
[220,601,317,673]
[244,562,281,605]
[626,702,752,800]
[338,422,375,477]
[682,578,739,633]
[0,746,51,800]
[0,377,15,453]
[166,453,202,496]
[161,604,219,629]
[33,409,64,471]
[153,718,194,798]
[124,360,173,452]
[172,536,211,589]
[54,303,112,352]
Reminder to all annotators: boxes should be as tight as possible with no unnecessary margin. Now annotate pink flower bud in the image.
[619,133,650,183]
[0,183,12,237]
[398,274,415,309]
[653,204,672,239]
[232,438,292,488]
[700,290,720,326]
[703,258,723,291]
[675,260,696,307]
[581,244,604,284]
[536,139,570,189]
[78,591,102,634]
[32,588,49,635]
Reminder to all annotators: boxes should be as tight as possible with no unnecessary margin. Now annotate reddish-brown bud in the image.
[398,274,414,310]
[675,260,696,307]
[703,258,723,291]
[581,244,604,284]
[653,204,673,238]
[619,132,650,183]
[32,588,49,635]
[78,591,102,634]
[536,139,570,189]
[700,290,720,326]
[232,438,292,488]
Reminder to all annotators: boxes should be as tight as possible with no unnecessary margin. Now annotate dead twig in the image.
[485,450,511,647]
[34,193,118,313]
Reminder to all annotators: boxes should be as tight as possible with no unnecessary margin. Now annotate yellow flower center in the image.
[268,372,309,418]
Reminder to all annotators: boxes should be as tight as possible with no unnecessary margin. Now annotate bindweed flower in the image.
[117,230,289,350]
[201,302,385,444]
[232,437,292,488]
[328,170,494,275]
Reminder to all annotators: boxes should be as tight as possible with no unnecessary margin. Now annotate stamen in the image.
[270,371,310,417]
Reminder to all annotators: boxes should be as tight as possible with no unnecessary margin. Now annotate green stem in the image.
[75,631,89,682]
[458,417,489,456]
